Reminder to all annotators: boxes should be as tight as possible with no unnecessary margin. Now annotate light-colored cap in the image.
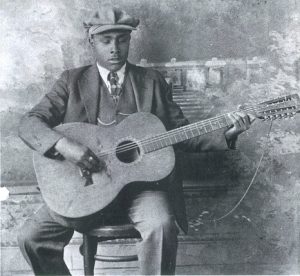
[83,7,139,37]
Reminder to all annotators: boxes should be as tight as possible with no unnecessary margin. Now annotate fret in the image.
[188,126,195,138]
[196,125,202,136]
[167,136,173,146]
[209,120,215,130]
[143,143,153,153]
[179,131,186,142]
[156,141,161,150]
[183,128,189,139]
[142,144,148,153]
[211,120,219,130]
[203,124,208,133]
[205,123,213,132]
[174,132,183,143]
[225,114,230,126]
[152,141,159,151]
[202,125,208,134]
[151,142,157,151]
[158,139,164,148]
[161,137,168,147]
[191,127,199,136]
[185,126,193,138]
[170,135,177,144]
[143,111,241,154]
[221,114,230,127]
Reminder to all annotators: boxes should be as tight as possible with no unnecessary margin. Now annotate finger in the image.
[77,161,87,169]
[86,149,99,162]
[88,153,100,168]
[237,112,251,129]
[244,115,251,129]
[249,114,256,123]
[237,104,243,111]
[81,149,97,164]
[237,112,255,128]
[228,113,237,125]
[78,159,93,170]
[236,112,251,130]
[83,159,94,170]
[229,113,241,128]
[86,156,99,167]
[235,111,246,123]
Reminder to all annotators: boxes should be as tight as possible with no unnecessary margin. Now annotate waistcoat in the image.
[97,73,137,126]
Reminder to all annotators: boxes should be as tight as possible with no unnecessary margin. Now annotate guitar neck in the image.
[140,93,300,153]
[142,113,232,153]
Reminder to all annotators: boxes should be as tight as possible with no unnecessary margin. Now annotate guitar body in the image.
[33,112,175,218]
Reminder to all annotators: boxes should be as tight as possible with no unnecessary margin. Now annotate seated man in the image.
[17,7,254,275]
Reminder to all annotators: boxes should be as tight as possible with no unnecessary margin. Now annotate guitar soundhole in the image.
[116,140,140,163]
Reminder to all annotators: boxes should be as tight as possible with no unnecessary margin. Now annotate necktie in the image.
[108,72,121,103]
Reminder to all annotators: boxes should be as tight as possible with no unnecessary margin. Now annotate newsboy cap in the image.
[83,7,140,37]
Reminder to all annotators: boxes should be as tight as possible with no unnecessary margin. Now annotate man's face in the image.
[91,30,131,72]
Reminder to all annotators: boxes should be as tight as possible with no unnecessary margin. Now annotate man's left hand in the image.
[224,111,256,141]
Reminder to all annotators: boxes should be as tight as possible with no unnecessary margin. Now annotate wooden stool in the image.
[80,222,141,275]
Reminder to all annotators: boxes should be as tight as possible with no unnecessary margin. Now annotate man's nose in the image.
[110,40,120,54]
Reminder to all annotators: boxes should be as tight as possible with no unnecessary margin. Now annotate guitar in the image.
[33,94,300,218]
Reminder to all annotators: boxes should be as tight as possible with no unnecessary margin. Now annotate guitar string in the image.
[97,103,294,157]
[95,101,294,157]
[127,99,294,150]
[95,106,259,156]
[98,115,289,157]
[106,99,295,155]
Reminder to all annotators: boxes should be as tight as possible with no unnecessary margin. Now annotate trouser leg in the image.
[125,185,179,275]
[17,205,74,276]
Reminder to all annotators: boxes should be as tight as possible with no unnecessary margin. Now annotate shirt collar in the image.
[96,62,126,87]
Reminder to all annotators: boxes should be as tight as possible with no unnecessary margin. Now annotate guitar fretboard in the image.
[142,113,232,153]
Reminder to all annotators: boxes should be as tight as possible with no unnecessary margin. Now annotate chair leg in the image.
[83,234,98,276]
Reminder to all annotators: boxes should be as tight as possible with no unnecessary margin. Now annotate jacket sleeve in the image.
[152,71,237,152]
[18,71,70,156]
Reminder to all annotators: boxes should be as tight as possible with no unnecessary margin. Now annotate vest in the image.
[97,73,137,126]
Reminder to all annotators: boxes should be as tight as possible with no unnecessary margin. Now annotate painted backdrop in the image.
[1,0,300,274]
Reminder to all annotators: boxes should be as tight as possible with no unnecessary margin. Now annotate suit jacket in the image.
[19,62,232,233]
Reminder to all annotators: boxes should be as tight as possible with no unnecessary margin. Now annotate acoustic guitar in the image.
[33,94,300,218]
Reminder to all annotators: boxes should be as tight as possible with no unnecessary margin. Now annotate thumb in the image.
[249,114,256,123]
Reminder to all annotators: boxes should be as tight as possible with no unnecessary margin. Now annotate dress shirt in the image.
[96,63,126,94]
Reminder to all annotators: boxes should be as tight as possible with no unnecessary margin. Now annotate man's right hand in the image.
[54,137,100,171]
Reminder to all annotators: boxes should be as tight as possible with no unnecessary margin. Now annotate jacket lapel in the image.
[127,63,153,112]
[78,64,101,124]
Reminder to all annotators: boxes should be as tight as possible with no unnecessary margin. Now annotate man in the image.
[17,7,254,275]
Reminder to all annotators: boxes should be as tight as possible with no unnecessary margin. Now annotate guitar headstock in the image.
[256,94,300,121]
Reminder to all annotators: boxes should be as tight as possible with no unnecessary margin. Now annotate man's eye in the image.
[118,37,129,43]
[98,38,111,44]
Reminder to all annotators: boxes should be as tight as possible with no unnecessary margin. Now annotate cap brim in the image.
[90,24,136,35]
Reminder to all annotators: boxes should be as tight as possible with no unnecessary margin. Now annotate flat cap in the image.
[84,7,139,37]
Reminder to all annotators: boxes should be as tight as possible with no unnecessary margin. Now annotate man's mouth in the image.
[109,57,122,63]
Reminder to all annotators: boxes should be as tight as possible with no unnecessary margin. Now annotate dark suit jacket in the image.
[19,62,232,233]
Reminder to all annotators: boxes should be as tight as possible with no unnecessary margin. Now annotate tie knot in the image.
[108,72,119,84]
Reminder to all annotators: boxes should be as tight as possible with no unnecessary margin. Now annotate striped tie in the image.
[108,72,121,103]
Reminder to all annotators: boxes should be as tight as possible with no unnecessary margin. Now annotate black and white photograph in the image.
[1,0,300,275]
